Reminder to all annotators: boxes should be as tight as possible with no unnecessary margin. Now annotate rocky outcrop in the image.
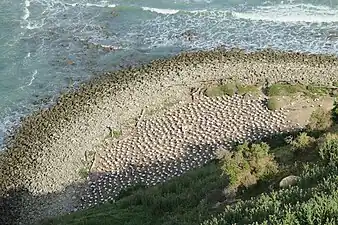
[1,48,338,224]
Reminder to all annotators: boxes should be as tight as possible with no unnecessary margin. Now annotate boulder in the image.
[279,175,300,188]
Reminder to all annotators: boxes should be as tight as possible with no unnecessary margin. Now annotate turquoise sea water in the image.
[0,0,338,148]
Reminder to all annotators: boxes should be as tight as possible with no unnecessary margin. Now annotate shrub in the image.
[332,98,338,123]
[317,133,338,165]
[307,108,333,131]
[112,130,122,138]
[221,142,278,189]
[305,85,329,98]
[267,84,305,97]
[267,97,280,111]
[290,132,316,152]
[237,84,260,95]
[205,83,236,97]
[78,167,90,179]
[220,83,236,96]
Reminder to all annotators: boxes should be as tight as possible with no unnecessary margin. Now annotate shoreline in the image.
[1,48,338,225]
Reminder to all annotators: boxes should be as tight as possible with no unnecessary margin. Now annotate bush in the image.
[290,132,316,152]
[267,97,280,111]
[237,84,260,95]
[332,98,338,123]
[317,133,338,165]
[307,108,333,131]
[78,167,90,179]
[112,130,122,138]
[221,83,236,96]
[305,85,329,98]
[221,142,278,189]
[205,83,236,97]
[267,84,305,97]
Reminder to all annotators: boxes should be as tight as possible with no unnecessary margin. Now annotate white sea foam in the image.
[85,3,116,8]
[25,52,31,58]
[232,4,338,23]
[20,70,37,90]
[21,0,45,29]
[140,3,338,23]
[27,70,37,86]
[22,0,30,20]
[141,7,180,15]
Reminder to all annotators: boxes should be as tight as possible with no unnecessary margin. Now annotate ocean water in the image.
[1,0,338,148]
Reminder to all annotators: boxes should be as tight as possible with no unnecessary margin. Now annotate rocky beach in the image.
[1,49,338,225]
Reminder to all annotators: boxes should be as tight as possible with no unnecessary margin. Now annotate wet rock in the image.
[179,30,198,41]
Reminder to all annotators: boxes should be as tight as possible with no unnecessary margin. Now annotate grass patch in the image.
[205,83,236,97]
[267,83,332,99]
[305,85,330,97]
[112,130,122,139]
[78,167,90,179]
[237,84,261,95]
[267,83,307,97]
[266,97,281,111]
[307,107,333,131]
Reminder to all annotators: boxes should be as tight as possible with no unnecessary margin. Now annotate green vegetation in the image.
[221,142,278,190]
[40,103,338,225]
[205,82,333,99]
[317,133,338,165]
[205,83,236,97]
[305,85,330,97]
[237,84,260,95]
[307,107,333,131]
[266,83,332,99]
[266,97,281,111]
[112,129,122,138]
[289,132,316,152]
[78,167,90,179]
[267,83,306,96]
[332,98,338,122]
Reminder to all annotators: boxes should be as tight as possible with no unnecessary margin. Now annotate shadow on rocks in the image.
[0,181,87,225]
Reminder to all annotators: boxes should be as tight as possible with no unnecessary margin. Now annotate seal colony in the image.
[1,49,338,225]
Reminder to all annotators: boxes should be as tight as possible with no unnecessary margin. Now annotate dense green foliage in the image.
[332,98,338,123]
[203,163,338,225]
[221,142,278,189]
[290,132,316,152]
[307,108,333,131]
[318,133,338,165]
